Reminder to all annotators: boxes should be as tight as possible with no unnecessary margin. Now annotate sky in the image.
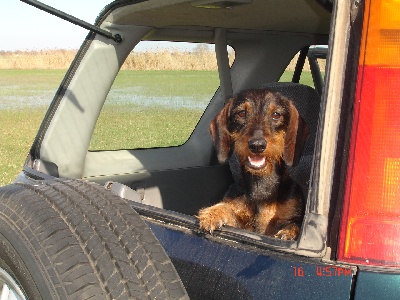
[1,0,122,51]
[1,1,213,52]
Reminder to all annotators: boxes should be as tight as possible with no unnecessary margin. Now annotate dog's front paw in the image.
[197,204,236,234]
[274,224,300,241]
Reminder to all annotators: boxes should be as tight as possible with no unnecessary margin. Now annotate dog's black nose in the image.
[248,138,267,153]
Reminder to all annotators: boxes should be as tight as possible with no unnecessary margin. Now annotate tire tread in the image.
[0,179,187,299]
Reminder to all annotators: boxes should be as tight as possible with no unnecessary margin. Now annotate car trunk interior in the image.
[27,0,335,253]
[80,27,327,216]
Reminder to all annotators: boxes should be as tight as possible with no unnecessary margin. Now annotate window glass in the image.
[279,46,327,88]
[89,42,229,150]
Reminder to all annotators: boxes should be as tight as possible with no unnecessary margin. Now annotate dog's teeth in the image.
[248,156,266,167]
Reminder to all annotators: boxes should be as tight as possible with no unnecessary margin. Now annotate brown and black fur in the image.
[198,89,309,240]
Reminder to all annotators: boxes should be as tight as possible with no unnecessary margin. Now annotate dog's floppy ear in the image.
[283,101,310,166]
[209,99,233,163]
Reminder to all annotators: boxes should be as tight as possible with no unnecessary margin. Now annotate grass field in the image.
[89,70,220,150]
[0,69,313,186]
[0,70,67,185]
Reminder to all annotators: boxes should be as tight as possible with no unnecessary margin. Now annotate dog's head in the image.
[210,89,309,174]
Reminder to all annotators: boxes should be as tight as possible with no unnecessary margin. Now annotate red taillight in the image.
[338,0,400,267]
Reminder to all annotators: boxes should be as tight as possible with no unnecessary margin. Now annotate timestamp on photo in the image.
[292,265,353,277]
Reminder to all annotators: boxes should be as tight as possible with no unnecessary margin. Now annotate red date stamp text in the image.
[292,266,352,277]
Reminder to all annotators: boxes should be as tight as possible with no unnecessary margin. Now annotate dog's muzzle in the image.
[248,138,267,154]
[247,137,267,169]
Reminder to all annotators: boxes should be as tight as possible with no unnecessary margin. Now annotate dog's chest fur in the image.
[230,154,286,203]
[243,169,280,202]
[228,157,302,233]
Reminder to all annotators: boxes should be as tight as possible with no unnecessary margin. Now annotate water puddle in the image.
[0,88,211,111]
[107,89,210,110]
[0,90,55,109]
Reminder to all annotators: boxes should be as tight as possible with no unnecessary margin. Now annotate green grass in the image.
[0,69,67,111]
[0,69,66,96]
[0,69,314,186]
[279,70,314,85]
[0,70,67,185]
[110,70,219,97]
[90,104,203,150]
[89,70,220,150]
[0,108,46,186]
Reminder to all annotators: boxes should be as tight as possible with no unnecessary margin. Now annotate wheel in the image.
[0,179,188,300]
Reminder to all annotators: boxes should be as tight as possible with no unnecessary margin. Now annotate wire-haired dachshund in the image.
[198,88,309,240]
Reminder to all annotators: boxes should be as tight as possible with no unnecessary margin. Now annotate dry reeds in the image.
[0,50,77,69]
[0,49,321,71]
[121,49,225,71]
[0,48,230,71]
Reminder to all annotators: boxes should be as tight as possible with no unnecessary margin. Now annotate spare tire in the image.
[0,179,188,299]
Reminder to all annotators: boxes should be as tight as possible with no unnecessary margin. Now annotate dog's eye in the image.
[272,112,282,120]
[237,110,247,118]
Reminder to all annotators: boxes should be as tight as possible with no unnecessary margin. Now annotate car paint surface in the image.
[146,221,354,299]
[353,270,400,300]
